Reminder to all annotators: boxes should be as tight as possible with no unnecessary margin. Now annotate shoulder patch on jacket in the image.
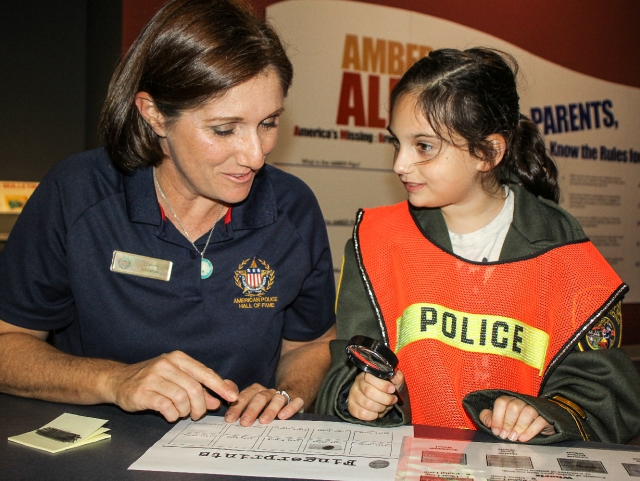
[578,301,622,351]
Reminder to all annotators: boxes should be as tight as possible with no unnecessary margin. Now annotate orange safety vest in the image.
[355,202,627,429]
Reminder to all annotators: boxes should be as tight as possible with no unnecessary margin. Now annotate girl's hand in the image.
[347,370,405,421]
[480,395,556,442]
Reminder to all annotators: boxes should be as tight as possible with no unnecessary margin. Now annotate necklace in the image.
[153,167,224,279]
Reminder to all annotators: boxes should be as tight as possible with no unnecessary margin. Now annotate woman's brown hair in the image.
[100,0,293,172]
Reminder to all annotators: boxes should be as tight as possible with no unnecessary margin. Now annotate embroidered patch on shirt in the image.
[579,301,622,351]
[233,257,278,309]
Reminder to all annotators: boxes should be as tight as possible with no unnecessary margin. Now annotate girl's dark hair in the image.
[390,47,559,203]
[100,0,293,173]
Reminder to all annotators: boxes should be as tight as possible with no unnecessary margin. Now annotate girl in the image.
[317,48,640,444]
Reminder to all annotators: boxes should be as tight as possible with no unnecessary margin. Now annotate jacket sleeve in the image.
[540,345,640,443]
[315,239,409,426]
[463,303,640,444]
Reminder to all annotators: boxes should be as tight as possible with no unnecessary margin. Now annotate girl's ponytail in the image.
[507,116,560,203]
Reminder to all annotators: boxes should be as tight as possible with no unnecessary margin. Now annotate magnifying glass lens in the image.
[347,345,393,373]
[345,335,398,379]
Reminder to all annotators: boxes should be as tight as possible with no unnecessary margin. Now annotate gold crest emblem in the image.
[234,258,275,296]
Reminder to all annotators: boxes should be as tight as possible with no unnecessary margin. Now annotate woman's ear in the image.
[477,134,507,172]
[134,92,167,137]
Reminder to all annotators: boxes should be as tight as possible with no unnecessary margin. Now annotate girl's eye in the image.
[416,139,442,161]
[417,142,434,153]
[390,139,400,163]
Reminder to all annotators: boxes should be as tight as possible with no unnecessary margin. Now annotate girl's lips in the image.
[402,181,424,193]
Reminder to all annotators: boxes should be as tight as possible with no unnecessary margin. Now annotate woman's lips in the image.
[225,171,254,183]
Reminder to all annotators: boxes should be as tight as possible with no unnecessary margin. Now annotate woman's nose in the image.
[237,133,265,169]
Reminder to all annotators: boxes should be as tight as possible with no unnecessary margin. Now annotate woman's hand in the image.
[108,350,239,423]
[347,370,404,421]
[224,384,304,426]
[108,351,305,426]
[480,395,556,443]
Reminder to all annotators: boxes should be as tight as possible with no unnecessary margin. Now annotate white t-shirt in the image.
[448,187,514,263]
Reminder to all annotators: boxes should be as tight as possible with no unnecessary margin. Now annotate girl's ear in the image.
[477,134,507,172]
[134,92,167,137]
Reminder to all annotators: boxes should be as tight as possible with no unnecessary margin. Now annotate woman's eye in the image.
[260,116,279,129]
[212,126,235,137]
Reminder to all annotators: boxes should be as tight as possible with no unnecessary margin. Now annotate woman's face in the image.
[152,69,284,205]
[389,94,487,210]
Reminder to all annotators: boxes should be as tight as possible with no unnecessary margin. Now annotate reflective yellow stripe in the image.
[395,303,550,374]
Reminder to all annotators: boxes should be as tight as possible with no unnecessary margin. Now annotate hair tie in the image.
[513,112,521,126]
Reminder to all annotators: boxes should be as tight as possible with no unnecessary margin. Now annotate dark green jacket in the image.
[316,185,640,445]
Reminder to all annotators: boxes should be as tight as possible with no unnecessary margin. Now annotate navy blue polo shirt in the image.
[0,148,336,392]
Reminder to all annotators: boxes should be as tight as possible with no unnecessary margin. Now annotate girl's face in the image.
[389,94,488,211]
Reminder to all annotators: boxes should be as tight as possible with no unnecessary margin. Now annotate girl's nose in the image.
[393,147,413,175]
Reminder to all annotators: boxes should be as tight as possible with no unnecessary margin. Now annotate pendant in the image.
[201,258,213,279]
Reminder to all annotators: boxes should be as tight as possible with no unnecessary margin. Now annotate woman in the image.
[316,47,640,444]
[0,0,336,425]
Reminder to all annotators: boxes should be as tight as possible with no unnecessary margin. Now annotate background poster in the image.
[266,0,640,302]
[0,181,38,214]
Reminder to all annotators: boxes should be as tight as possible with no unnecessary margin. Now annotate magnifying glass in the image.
[345,335,403,405]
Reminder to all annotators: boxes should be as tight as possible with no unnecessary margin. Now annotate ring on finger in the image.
[275,390,291,405]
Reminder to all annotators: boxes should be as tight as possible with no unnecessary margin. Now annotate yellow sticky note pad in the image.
[8,413,110,453]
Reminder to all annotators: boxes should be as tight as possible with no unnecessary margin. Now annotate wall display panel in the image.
[266,0,640,303]
[0,181,38,215]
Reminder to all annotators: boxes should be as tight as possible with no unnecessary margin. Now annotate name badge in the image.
[110,251,172,281]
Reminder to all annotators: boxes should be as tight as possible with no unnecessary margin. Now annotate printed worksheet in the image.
[129,416,413,480]
[396,436,640,480]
